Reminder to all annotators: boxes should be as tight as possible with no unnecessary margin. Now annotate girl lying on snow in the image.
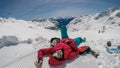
[34,25,99,68]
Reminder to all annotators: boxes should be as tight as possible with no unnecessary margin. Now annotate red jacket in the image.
[38,38,79,66]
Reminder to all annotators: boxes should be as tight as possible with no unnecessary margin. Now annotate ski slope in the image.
[0,28,120,68]
[0,8,120,68]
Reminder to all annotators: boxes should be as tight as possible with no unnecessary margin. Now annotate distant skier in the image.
[35,25,99,68]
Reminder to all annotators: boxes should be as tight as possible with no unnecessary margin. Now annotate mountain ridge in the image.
[0,7,120,31]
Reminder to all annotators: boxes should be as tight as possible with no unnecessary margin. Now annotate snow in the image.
[0,36,19,46]
[0,8,120,68]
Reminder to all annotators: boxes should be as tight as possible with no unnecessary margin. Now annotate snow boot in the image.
[78,46,99,58]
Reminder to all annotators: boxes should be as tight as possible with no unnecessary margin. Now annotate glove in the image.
[37,58,43,64]
[34,59,42,68]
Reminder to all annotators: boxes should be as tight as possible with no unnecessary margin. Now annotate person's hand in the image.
[34,61,42,68]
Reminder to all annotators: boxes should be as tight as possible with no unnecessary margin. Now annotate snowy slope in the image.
[68,8,120,32]
[0,7,120,68]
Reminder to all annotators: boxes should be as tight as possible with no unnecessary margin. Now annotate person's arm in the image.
[60,25,69,39]
[38,48,53,60]
[35,48,53,68]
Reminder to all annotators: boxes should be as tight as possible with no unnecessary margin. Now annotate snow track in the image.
[1,49,37,68]
[3,52,99,68]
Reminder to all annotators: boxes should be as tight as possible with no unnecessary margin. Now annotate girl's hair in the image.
[50,37,60,43]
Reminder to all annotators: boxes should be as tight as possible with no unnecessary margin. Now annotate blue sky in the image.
[0,0,120,20]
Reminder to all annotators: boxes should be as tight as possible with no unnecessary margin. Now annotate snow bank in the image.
[0,36,19,48]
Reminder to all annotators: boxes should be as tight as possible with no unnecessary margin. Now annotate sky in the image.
[0,0,120,20]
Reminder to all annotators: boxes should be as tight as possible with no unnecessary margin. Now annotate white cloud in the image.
[49,6,91,17]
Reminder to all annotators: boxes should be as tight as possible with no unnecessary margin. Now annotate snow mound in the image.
[0,36,19,48]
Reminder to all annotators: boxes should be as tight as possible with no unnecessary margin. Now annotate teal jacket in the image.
[60,25,85,46]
